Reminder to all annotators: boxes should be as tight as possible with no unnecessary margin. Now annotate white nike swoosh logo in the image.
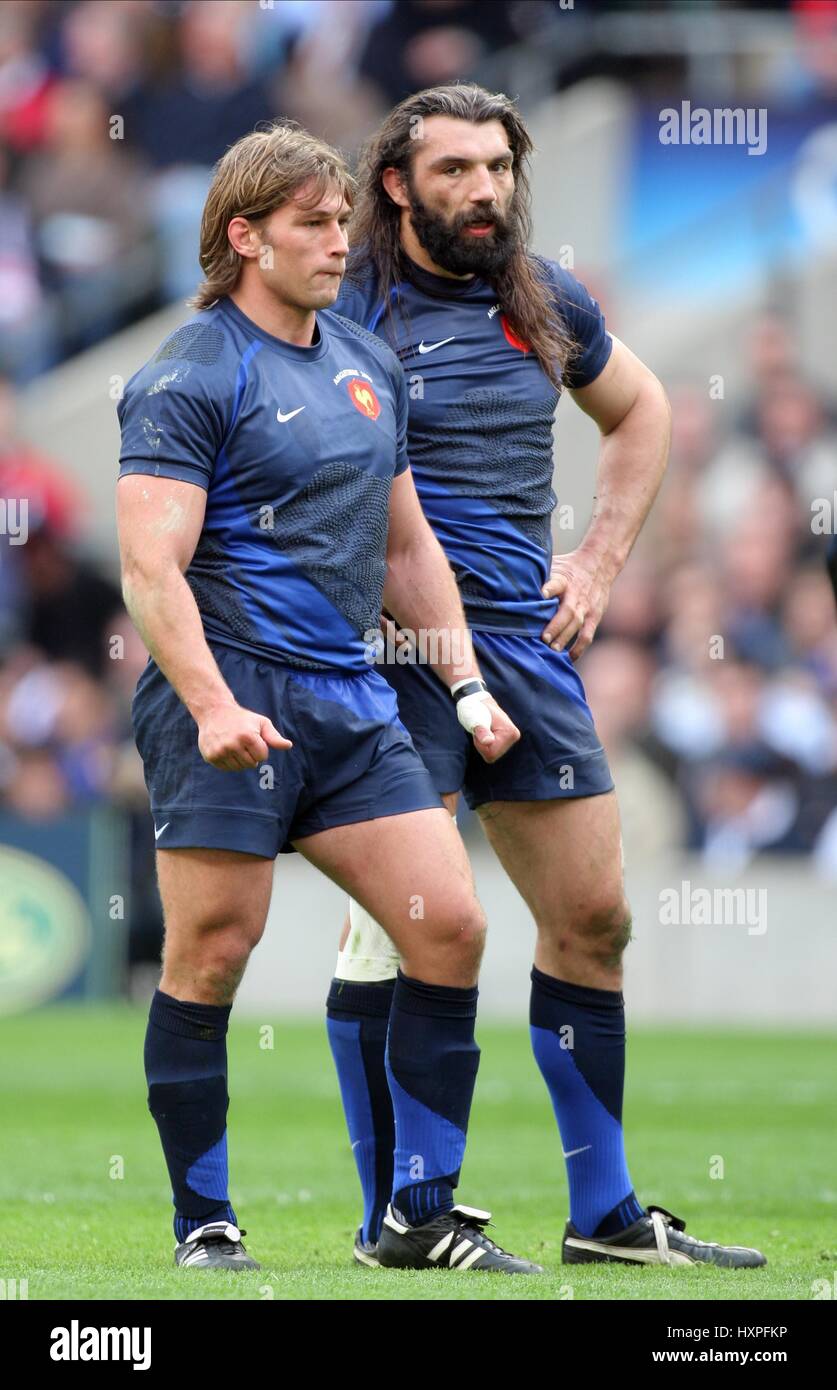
[351,1140,361,1151]
[417,337,455,354]
[562,1144,592,1159]
[276,405,305,423]
[154,822,169,840]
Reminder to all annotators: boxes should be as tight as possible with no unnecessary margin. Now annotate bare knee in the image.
[576,897,633,970]
[403,895,486,983]
[207,925,261,993]
[435,899,487,971]
[162,918,264,1004]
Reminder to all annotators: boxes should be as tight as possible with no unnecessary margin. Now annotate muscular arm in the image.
[117,474,231,719]
[382,468,519,760]
[542,336,671,658]
[117,474,290,768]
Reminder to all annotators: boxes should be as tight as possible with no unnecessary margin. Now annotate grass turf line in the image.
[1,1006,833,1301]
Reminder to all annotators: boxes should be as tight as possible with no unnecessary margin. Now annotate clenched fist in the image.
[457,690,521,764]
[197,701,293,770]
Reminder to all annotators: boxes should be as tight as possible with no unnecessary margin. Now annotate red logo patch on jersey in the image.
[347,378,381,420]
[500,315,531,352]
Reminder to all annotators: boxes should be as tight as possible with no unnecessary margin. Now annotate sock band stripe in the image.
[327,977,396,1020]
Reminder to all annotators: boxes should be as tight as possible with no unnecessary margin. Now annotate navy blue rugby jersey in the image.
[334,255,612,635]
[117,296,408,672]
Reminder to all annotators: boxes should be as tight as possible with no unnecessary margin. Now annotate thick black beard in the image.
[405,185,519,278]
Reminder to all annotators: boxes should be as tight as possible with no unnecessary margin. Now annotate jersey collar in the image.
[400,253,488,301]
[218,296,329,360]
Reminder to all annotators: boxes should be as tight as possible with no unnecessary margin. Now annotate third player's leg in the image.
[476,790,632,989]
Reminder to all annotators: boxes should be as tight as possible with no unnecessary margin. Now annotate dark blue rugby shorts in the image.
[377,629,614,807]
[132,642,443,857]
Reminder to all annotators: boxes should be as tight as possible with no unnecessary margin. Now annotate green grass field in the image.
[1,1006,834,1301]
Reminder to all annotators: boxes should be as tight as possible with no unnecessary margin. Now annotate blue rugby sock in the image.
[144,989,238,1243]
[530,966,644,1237]
[386,971,480,1227]
[326,977,395,1245]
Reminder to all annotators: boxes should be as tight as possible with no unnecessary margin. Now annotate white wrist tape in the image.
[456,689,493,735]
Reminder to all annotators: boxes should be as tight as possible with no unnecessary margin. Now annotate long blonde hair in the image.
[189,121,355,311]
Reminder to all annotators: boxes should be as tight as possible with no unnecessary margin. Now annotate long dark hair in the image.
[347,84,575,388]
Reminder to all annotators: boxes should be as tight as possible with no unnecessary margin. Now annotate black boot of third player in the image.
[562,1205,766,1268]
[377,1204,544,1274]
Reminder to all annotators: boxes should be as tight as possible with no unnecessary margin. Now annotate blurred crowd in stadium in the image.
[587,313,837,871]
[0,0,835,955]
[0,0,562,379]
[1,0,830,382]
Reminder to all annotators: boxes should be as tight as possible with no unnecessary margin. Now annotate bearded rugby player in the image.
[327,85,766,1272]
